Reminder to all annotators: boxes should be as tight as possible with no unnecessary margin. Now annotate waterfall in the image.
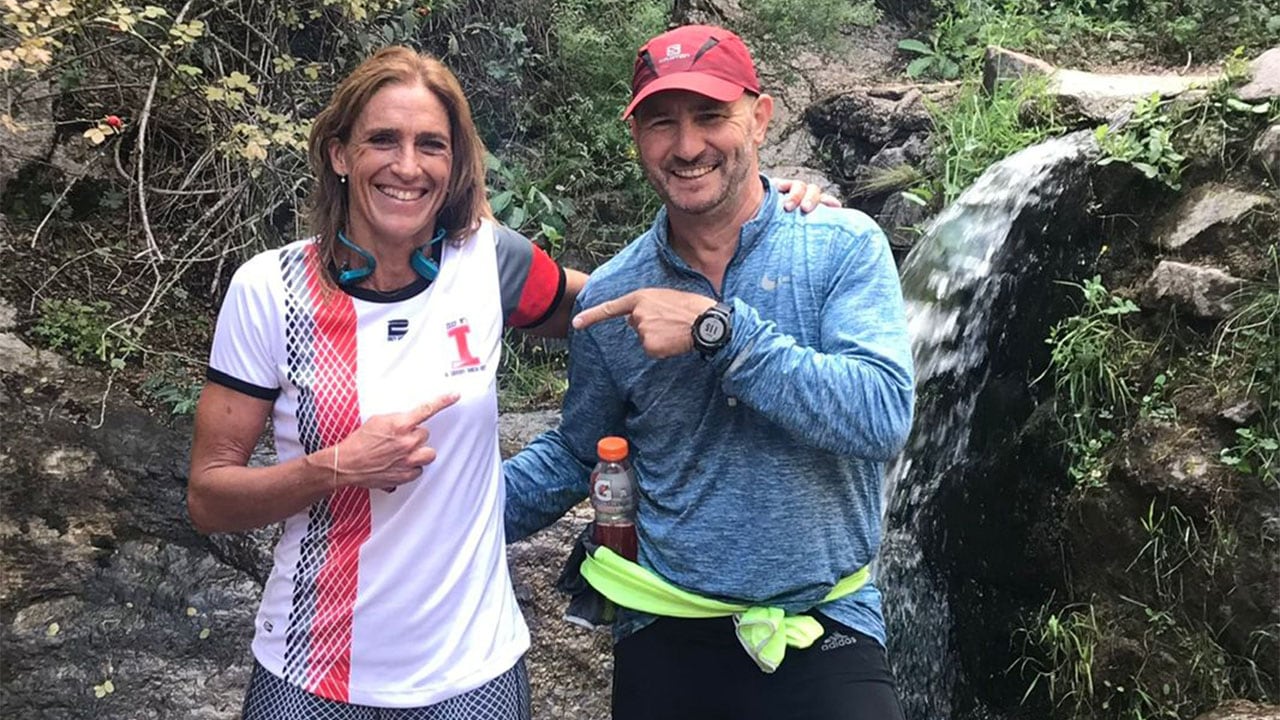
[881,131,1098,720]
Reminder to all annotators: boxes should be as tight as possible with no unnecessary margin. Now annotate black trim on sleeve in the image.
[207,367,280,401]
[517,264,567,329]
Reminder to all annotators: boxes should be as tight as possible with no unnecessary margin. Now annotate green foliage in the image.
[740,0,879,62]
[486,153,574,254]
[1064,427,1115,489]
[1012,602,1102,713]
[32,299,132,368]
[139,360,203,415]
[1095,94,1186,190]
[922,75,1063,204]
[1138,371,1176,423]
[1215,256,1279,403]
[914,0,1277,73]
[1213,252,1279,487]
[898,0,1044,81]
[1101,501,1264,719]
[1220,427,1279,488]
[449,0,667,263]
[3,0,436,364]
[898,37,961,81]
[1091,61,1273,195]
[1047,276,1144,412]
[1024,0,1280,62]
[1043,275,1148,488]
[1017,500,1270,719]
[1177,57,1277,180]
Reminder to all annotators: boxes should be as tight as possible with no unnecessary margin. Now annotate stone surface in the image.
[0,299,16,332]
[805,84,938,219]
[1220,399,1263,427]
[806,86,933,149]
[1253,125,1280,178]
[981,46,1054,95]
[1140,260,1246,319]
[1193,700,1280,720]
[0,79,56,198]
[1148,183,1274,251]
[759,126,839,196]
[982,45,1216,123]
[876,190,930,253]
[1239,47,1280,102]
[1053,67,1214,121]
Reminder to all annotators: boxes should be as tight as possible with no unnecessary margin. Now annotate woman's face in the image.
[329,82,454,248]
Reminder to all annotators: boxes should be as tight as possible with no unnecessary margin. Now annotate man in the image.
[504,24,914,720]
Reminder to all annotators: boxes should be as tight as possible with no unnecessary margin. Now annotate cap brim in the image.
[622,72,747,119]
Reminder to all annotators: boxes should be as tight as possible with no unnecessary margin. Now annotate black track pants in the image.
[612,613,905,720]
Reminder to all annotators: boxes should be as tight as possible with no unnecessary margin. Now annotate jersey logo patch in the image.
[445,318,485,375]
[387,319,409,341]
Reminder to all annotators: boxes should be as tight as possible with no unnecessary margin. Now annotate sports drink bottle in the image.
[590,436,638,561]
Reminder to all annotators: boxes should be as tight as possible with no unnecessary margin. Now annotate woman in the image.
[188,46,831,719]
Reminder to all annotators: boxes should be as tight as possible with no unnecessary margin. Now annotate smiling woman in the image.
[186,46,581,720]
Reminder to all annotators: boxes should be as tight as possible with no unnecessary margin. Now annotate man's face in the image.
[629,90,772,219]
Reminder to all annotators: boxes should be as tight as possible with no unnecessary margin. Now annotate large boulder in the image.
[805,84,942,246]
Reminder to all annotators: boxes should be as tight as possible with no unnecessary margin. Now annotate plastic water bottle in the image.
[590,436,638,561]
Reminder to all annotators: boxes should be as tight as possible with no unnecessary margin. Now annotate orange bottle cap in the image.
[597,436,629,462]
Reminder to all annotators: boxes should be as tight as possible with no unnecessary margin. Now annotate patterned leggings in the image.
[241,658,531,720]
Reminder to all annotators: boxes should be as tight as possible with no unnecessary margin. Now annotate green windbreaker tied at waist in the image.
[580,546,870,673]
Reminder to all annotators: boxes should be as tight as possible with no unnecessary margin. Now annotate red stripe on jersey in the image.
[300,246,369,702]
[508,243,564,328]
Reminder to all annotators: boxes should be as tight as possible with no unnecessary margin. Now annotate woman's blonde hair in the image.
[306,46,490,274]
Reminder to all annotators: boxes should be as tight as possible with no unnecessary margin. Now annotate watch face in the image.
[697,316,727,344]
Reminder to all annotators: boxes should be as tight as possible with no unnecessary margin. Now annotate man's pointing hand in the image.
[572,289,717,359]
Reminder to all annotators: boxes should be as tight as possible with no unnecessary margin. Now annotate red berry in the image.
[105,115,122,129]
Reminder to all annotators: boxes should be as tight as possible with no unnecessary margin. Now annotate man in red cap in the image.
[505,24,913,719]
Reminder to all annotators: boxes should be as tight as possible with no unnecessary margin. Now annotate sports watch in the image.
[691,302,733,358]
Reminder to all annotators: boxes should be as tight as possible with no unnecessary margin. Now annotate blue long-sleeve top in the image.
[503,177,915,645]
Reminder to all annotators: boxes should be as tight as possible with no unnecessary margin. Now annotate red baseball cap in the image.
[623,25,761,119]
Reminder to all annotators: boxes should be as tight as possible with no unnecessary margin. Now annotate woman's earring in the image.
[339,175,348,184]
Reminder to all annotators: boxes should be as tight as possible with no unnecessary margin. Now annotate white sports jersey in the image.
[207,220,565,707]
